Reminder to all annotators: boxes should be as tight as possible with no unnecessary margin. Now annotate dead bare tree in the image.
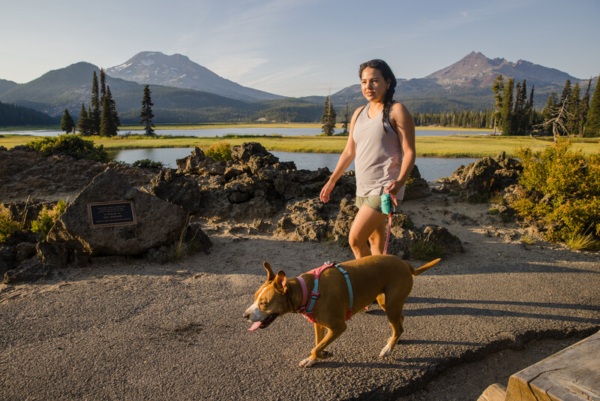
[534,94,572,143]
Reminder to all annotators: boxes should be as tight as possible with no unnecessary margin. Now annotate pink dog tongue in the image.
[248,321,262,331]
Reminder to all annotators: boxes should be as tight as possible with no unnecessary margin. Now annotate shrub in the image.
[513,140,600,244]
[205,142,232,162]
[410,240,445,260]
[31,200,67,241]
[132,159,163,169]
[26,134,109,162]
[0,204,22,242]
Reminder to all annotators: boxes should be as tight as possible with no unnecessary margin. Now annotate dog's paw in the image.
[379,344,392,358]
[299,357,317,368]
[321,350,333,359]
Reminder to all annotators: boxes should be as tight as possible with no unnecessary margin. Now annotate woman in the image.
[320,59,416,259]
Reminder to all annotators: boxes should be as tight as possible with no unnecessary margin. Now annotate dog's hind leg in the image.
[376,293,386,311]
[314,324,333,359]
[379,306,404,358]
[300,322,346,367]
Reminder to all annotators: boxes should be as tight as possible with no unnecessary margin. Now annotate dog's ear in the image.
[273,270,287,293]
[263,261,275,282]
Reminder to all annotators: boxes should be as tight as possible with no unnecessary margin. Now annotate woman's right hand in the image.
[320,180,335,203]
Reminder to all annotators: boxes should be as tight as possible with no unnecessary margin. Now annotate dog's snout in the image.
[243,312,250,320]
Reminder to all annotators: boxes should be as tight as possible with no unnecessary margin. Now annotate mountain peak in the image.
[425,52,578,87]
[106,51,281,101]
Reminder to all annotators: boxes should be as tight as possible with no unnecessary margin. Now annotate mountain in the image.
[106,52,283,102]
[329,52,596,113]
[0,62,319,123]
[0,79,18,96]
[425,51,579,88]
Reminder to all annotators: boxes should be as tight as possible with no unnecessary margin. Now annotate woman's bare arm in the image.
[386,102,416,196]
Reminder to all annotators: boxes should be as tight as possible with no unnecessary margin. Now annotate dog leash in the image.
[381,188,398,255]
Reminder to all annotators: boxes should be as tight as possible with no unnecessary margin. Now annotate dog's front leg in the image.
[314,324,333,359]
[300,322,346,367]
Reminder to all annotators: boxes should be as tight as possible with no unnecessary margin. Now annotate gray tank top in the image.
[353,103,405,199]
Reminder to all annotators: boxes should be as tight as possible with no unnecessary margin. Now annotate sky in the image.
[1,0,599,97]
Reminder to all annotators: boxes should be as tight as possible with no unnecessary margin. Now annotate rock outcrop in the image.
[439,151,522,202]
[47,168,189,257]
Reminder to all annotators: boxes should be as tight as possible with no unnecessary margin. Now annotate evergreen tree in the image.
[91,71,101,134]
[491,75,504,134]
[100,96,116,136]
[140,85,155,136]
[99,86,120,136]
[584,77,600,137]
[77,103,93,136]
[580,78,592,136]
[100,68,107,106]
[321,96,336,136]
[107,86,120,130]
[526,85,535,132]
[341,103,350,134]
[500,78,514,135]
[542,93,558,126]
[559,79,572,108]
[60,109,75,134]
[566,82,581,136]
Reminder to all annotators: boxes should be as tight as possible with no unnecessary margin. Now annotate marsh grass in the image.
[2,134,599,158]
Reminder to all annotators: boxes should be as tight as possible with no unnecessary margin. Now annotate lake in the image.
[107,148,476,181]
[5,127,490,138]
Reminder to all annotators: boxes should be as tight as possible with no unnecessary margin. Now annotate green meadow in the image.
[1,133,598,158]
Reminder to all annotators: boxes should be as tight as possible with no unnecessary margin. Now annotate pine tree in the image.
[321,96,336,136]
[559,80,572,109]
[100,68,107,107]
[500,78,514,135]
[580,78,592,136]
[100,96,115,137]
[584,77,600,137]
[107,86,120,131]
[91,71,101,134]
[491,75,504,134]
[140,85,155,136]
[526,85,535,132]
[542,93,558,126]
[99,86,119,136]
[341,103,350,134]
[60,109,75,134]
[77,103,93,136]
[566,82,581,136]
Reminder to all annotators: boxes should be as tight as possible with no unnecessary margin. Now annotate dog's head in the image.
[244,261,291,331]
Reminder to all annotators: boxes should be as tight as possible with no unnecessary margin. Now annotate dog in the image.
[243,254,440,367]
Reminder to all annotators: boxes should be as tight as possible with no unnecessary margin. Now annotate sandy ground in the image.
[1,193,599,400]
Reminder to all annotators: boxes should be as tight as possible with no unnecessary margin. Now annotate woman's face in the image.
[361,67,389,103]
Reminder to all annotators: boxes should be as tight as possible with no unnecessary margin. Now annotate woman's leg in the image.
[368,219,388,255]
[349,206,387,259]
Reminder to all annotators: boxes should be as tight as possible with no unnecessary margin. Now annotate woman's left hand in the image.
[386,180,403,196]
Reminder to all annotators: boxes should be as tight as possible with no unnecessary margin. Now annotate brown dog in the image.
[243,254,440,367]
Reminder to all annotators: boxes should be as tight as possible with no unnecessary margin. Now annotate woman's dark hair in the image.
[359,59,397,130]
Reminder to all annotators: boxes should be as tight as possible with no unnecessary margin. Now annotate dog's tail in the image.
[409,258,441,276]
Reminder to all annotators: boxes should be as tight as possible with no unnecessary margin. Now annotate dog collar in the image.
[296,276,308,310]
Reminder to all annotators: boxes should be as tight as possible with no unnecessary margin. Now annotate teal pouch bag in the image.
[381,193,391,215]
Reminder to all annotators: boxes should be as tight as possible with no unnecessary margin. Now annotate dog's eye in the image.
[259,302,267,308]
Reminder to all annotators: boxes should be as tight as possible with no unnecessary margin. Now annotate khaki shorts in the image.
[355,195,402,214]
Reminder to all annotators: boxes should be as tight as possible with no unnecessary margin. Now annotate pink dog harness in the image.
[296,262,354,325]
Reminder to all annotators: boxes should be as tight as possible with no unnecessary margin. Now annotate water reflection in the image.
[108,148,477,181]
